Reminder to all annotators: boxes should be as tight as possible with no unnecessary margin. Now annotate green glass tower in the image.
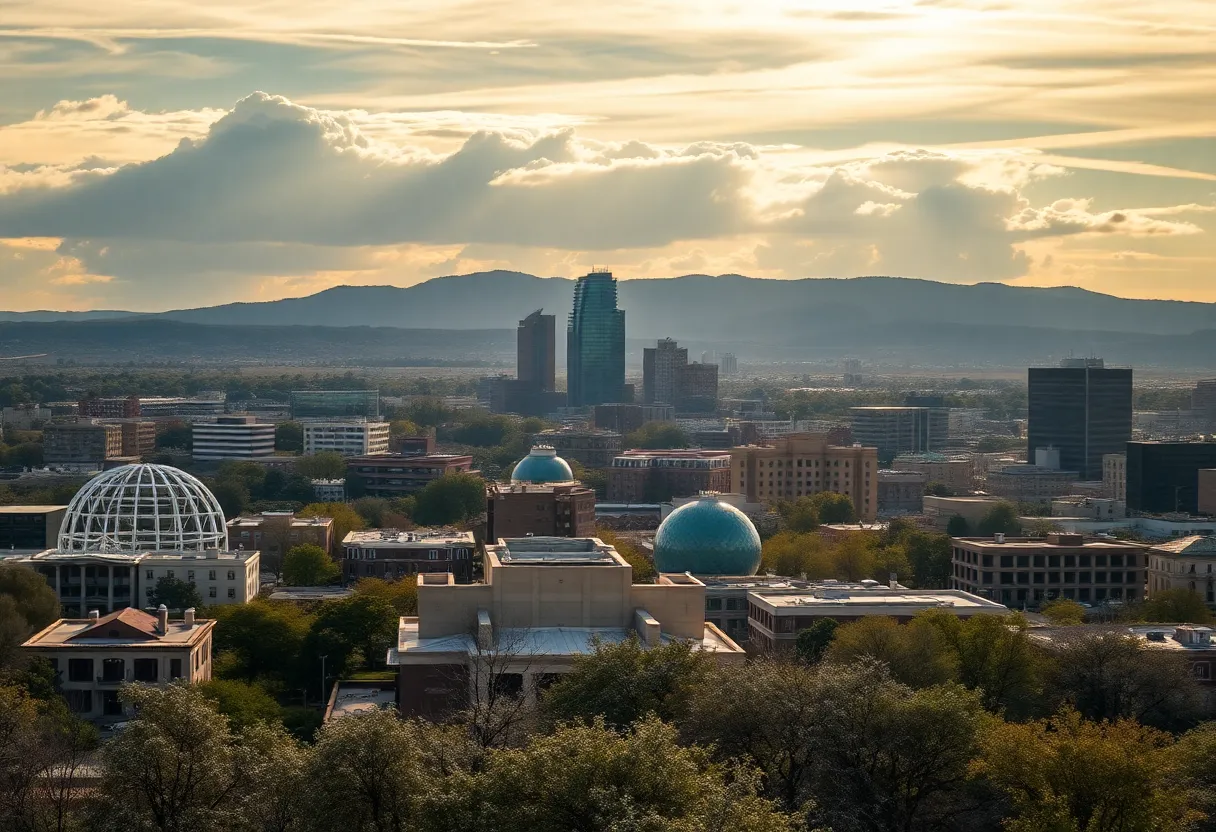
[567,271,625,407]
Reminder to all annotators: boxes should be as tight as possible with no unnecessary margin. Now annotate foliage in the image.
[809,491,856,524]
[774,496,820,533]
[149,575,204,611]
[281,545,341,586]
[411,472,486,527]
[541,637,713,730]
[196,679,283,729]
[303,595,399,684]
[298,502,366,552]
[1143,588,1213,624]
[353,577,418,616]
[0,564,60,666]
[294,451,346,480]
[594,527,655,582]
[1023,517,1062,537]
[976,501,1022,537]
[975,435,1027,453]
[155,420,192,451]
[1041,598,1087,626]
[917,610,1043,716]
[946,514,971,536]
[795,618,838,664]
[274,421,303,452]
[924,481,955,497]
[209,600,313,688]
[825,615,959,688]
[624,421,691,449]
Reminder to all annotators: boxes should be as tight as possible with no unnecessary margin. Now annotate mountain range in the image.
[4,273,1216,369]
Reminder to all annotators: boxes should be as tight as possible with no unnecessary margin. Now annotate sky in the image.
[0,0,1213,311]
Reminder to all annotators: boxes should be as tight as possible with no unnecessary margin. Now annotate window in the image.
[209,587,217,598]
[133,658,158,682]
[706,598,723,611]
[102,690,123,716]
[68,658,93,682]
[145,569,153,579]
[66,690,93,714]
[209,570,216,580]
[170,658,182,680]
[101,657,124,683]
[228,588,236,599]
[227,570,236,580]
[187,570,194,581]
[166,570,174,579]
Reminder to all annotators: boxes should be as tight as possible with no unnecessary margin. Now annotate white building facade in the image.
[303,421,390,457]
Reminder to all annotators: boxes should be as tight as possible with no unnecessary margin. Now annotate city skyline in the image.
[0,1,1212,311]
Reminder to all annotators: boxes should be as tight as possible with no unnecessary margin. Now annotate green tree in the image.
[298,502,366,554]
[595,528,655,582]
[305,595,398,678]
[295,452,346,480]
[761,531,833,579]
[1041,598,1086,625]
[155,421,192,451]
[624,421,690,449]
[809,491,855,524]
[149,575,203,612]
[353,577,418,616]
[924,481,955,497]
[209,600,313,687]
[210,480,250,518]
[281,545,341,586]
[946,515,971,536]
[774,497,819,533]
[541,637,713,730]
[0,564,60,666]
[411,472,486,527]
[795,618,838,664]
[1142,588,1213,624]
[196,679,283,729]
[918,609,1042,715]
[825,615,958,688]
[976,501,1022,536]
[274,421,303,453]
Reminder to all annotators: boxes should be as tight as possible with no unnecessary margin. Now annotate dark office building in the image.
[517,309,555,392]
[567,271,625,407]
[1027,360,1132,481]
[0,506,66,551]
[1126,441,1216,515]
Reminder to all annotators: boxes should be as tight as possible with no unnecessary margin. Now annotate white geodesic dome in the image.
[57,463,229,554]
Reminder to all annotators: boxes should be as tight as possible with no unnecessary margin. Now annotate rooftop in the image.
[1150,535,1216,556]
[327,683,396,719]
[227,513,333,528]
[954,536,1145,550]
[0,505,66,514]
[752,587,1008,613]
[24,609,213,648]
[494,536,621,565]
[343,529,473,547]
[268,586,355,602]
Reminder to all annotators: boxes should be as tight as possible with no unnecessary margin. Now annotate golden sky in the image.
[0,0,1212,310]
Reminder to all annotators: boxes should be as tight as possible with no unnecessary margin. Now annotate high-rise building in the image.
[720,353,738,376]
[43,422,123,468]
[1194,380,1216,427]
[643,338,686,405]
[1027,359,1132,481]
[567,271,625,407]
[191,416,275,462]
[1126,441,1216,515]
[517,309,556,392]
[677,363,719,414]
[730,433,880,522]
[849,407,948,461]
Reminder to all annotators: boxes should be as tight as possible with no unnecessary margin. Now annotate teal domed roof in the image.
[653,496,762,576]
[511,446,574,484]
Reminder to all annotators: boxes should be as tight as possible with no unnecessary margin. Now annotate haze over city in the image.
[1,0,1213,311]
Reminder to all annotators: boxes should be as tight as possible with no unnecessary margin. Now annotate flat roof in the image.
[21,549,258,564]
[268,587,354,601]
[954,537,1143,550]
[344,529,472,546]
[0,505,67,514]
[1028,624,1216,652]
[227,515,333,528]
[751,588,1008,613]
[329,684,396,718]
[494,537,620,565]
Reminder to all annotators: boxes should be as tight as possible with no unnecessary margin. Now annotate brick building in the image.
[729,433,880,522]
[486,481,597,540]
[342,529,476,583]
[607,450,731,502]
[78,395,140,419]
[43,422,123,468]
[347,454,475,497]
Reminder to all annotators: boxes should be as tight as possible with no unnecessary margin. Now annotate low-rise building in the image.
[21,606,213,724]
[1,404,51,430]
[607,449,732,502]
[0,505,67,551]
[985,464,1078,502]
[1201,469,1216,516]
[878,469,928,515]
[891,453,973,493]
[730,433,880,522]
[1104,453,1127,501]
[951,534,1148,607]
[346,454,475,497]
[226,512,335,560]
[1147,536,1216,603]
[311,479,346,502]
[922,495,1005,531]
[110,420,157,458]
[78,395,140,419]
[303,420,390,457]
[192,415,275,462]
[138,397,226,421]
[342,529,477,583]
[533,429,622,468]
[486,481,597,540]
[387,537,745,718]
[1050,496,1126,520]
[43,422,123,469]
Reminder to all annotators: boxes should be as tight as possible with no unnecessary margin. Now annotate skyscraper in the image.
[643,338,686,405]
[1027,359,1132,481]
[567,271,625,407]
[517,309,556,392]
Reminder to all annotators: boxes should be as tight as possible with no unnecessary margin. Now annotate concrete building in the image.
[387,536,744,718]
[1,404,50,430]
[1201,470,1216,516]
[0,506,67,551]
[533,429,622,468]
[311,479,346,502]
[43,422,123,469]
[593,403,674,435]
[346,454,475,498]
[303,420,391,457]
[1127,441,1216,515]
[1194,380,1216,427]
[677,362,719,414]
[137,397,226,421]
[567,271,626,408]
[227,512,335,561]
[608,450,732,503]
[702,576,810,645]
[643,338,686,406]
[390,433,436,456]
[1147,536,1216,602]
[21,606,213,724]
[922,495,1005,531]
[1028,360,1132,481]
[191,415,275,462]
[986,464,1078,502]
[720,353,738,375]
[486,482,597,540]
[290,390,380,420]
[104,420,157,459]
[1050,496,1126,520]
[951,534,1148,607]
[891,453,974,493]
[342,529,477,583]
[1104,453,1127,501]
[878,469,928,515]
[78,395,140,419]
[850,407,948,461]
[747,585,1009,651]
[730,433,880,522]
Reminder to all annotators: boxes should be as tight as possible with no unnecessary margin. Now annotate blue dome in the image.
[653,497,762,576]
[511,446,574,484]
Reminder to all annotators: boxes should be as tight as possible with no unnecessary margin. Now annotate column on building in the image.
[107,565,114,614]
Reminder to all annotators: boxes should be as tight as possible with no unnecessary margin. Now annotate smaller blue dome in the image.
[653,496,762,576]
[511,446,574,484]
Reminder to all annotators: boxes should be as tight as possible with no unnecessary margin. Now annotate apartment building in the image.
[607,450,732,502]
[227,512,335,559]
[342,529,477,583]
[346,454,475,497]
[729,433,879,522]
[303,420,390,457]
[43,422,123,468]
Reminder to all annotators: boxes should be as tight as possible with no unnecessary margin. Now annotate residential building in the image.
[115,420,157,458]
[1,404,50,430]
[677,362,719,414]
[533,429,622,467]
[303,420,391,457]
[43,422,123,468]
[1127,441,1216,515]
[950,533,1148,607]
[342,529,477,583]
[593,403,674,435]
[347,454,475,498]
[922,495,1005,531]
[878,469,928,515]
[21,606,213,724]
[290,390,380,420]
[1027,360,1132,481]
[388,536,744,718]
[720,353,738,376]
[748,585,1009,651]
[567,271,626,407]
[1104,453,1127,501]
[891,452,974,492]
[850,407,948,461]
[643,338,686,405]
[1147,536,1216,602]
[487,482,597,540]
[1201,470,1216,516]
[730,433,880,522]
[0,505,66,551]
[137,397,226,421]
[985,464,1078,502]
[78,395,140,419]
[608,450,732,502]
[227,512,335,560]
[191,415,275,462]
[312,479,346,502]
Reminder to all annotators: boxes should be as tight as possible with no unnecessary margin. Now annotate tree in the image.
[305,595,398,677]
[210,480,250,518]
[196,679,283,729]
[595,528,655,582]
[281,545,341,586]
[209,600,313,687]
[295,452,346,480]
[411,472,486,527]
[1041,598,1086,625]
[149,575,203,612]
[795,618,838,664]
[541,637,713,730]
[298,502,365,554]
[624,421,690,450]
[901,530,953,588]
[973,708,1195,832]
[918,610,1042,716]
[809,491,855,524]
[388,419,421,438]
[946,515,971,537]
[353,577,418,616]
[976,501,1021,537]
[761,531,833,580]
[775,496,819,533]
[155,421,192,451]
[924,481,955,497]
[824,615,957,689]
[1023,517,1062,537]
[1142,588,1213,624]
[0,564,60,666]
[274,421,303,453]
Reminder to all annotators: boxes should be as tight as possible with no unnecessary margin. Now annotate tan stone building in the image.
[1147,536,1216,603]
[729,433,879,521]
[891,453,974,492]
[43,422,123,468]
[227,511,335,559]
[21,606,214,724]
[1104,453,1127,501]
[1200,470,1216,516]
